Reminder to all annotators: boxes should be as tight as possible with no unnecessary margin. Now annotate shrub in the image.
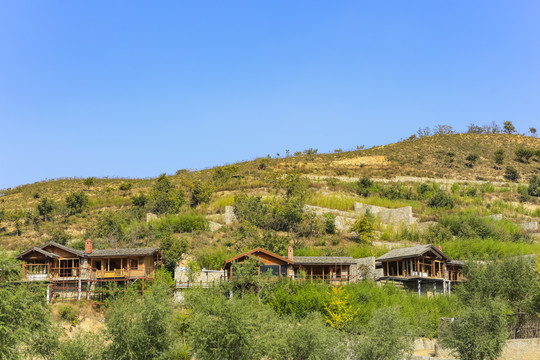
[427,191,455,209]
[323,213,336,234]
[59,305,78,324]
[504,166,519,181]
[465,153,478,167]
[296,212,324,238]
[494,148,505,166]
[131,193,147,208]
[57,332,103,360]
[119,182,133,191]
[160,234,188,273]
[355,176,373,197]
[153,213,208,234]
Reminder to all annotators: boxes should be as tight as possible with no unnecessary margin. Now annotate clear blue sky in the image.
[1,1,539,189]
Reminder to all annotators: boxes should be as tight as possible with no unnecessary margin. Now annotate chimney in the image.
[436,245,442,252]
[287,246,294,261]
[85,238,93,254]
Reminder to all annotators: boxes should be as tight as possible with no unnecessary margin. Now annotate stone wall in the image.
[175,268,226,288]
[354,202,415,226]
[351,257,377,281]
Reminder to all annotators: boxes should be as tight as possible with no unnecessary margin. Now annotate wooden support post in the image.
[417,279,421,298]
[78,279,81,301]
[322,267,325,282]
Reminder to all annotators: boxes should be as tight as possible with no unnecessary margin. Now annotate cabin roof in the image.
[40,241,85,257]
[376,244,450,262]
[224,247,294,267]
[16,247,60,259]
[293,256,356,265]
[86,247,160,257]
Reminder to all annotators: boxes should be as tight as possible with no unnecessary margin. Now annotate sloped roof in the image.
[16,247,60,259]
[40,241,84,257]
[376,244,450,262]
[293,256,355,265]
[224,248,294,267]
[86,247,160,257]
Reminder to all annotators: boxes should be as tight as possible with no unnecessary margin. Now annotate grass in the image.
[440,238,540,260]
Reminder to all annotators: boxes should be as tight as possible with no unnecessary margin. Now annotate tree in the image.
[0,283,58,359]
[37,198,55,221]
[83,177,95,189]
[503,121,516,134]
[467,124,484,134]
[439,299,508,360]
[529,127,537,137]
[352,306,415,360]
[190,181,213,207]
[417,126,431,137]
[160,234,188,273]
[434,124,455,135]
[65,192,89,214]
[350,215,374,243]
[529,175,540,197]
[148,174,185,214]
[355,176,373,197]
[105,278,175,360]
[323,286,358,330]
[465,153,479,168]
[504,166,519,182]
[57,332,103,360]
[515,147,534,163]
[493,148,505,166]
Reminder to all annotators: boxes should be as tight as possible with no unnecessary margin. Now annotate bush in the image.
[57,332,103,360]
[427,191,455,208]
[153,213,208,235]
[83,177,95,188]
[323,213,336,234]
[494,148,505,166]
[160,234,188,273]
[465,153,478,167]
[296,212,325,238]
[119,182,133,191]
[355,176,373,197]
[131,193,147,208]
[59,305,78,324]
[504,166,520,181]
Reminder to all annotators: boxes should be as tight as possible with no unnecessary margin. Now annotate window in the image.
[260,265,280,276]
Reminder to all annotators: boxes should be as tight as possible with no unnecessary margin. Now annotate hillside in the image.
[0,133,539,261]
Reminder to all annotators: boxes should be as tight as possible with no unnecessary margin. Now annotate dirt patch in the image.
[332,156,390,167]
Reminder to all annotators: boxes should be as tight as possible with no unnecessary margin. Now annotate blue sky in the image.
[1,1,539,189]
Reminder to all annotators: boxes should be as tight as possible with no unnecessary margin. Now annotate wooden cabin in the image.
[17,239,161,282]
[376,244,463,295]
[222,247,371,284]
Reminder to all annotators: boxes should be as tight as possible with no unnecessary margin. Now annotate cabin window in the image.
[130,259,138,270]
[260,265,280,276]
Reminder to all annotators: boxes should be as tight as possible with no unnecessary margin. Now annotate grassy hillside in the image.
[0,134,538,261]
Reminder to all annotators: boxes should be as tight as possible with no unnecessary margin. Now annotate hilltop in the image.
[0,133,539,260]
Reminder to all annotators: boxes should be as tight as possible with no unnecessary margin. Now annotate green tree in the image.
[439,299,508,360]
[503,121,516,134]
[0,284,58,359]
[190,180,213,207]
[355,176,373,197]
[148,174,185,214]
[131,193,148,208]
[515,147,534,163]
[350,216,374,243]
[83,177,95,189]
[352,306,415,360]
[105,277,175,360]
[65,192,89,214]
[37,198,55,221]
[160,234,188,273]
[528,175,540,197]
[493,148,505,166]
[529,127,537,136]
[504,166,519,182]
